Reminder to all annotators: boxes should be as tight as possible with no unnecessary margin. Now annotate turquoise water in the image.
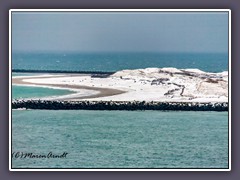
[12,85,74,99]
[12,52,228,73]
[12,73,39,77]
[12,110,228,169]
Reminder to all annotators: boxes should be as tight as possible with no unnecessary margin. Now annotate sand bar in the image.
[12,75,126,100]
[12,68,228,102]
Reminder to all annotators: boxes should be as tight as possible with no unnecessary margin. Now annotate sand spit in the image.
[12,74,126,100]
[12,67,228,102]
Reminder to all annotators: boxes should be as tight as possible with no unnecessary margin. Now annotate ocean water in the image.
[12,73,43,77]
[12,85,74,99]
[12,110,228,169]
[12,52,228,73]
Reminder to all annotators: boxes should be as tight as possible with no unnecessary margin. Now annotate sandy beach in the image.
[12,68,228,102]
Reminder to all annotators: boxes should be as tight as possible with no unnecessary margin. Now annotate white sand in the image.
[13,67,228,102]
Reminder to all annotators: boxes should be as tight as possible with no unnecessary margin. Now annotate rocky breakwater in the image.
[12,100,228,111]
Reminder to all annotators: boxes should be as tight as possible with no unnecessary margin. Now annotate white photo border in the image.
[9,9,231,171]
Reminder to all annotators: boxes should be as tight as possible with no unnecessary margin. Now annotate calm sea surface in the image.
[12,73,38,77]
[12,52,228,73]
[12,110,228,168]
[12,85,74,99]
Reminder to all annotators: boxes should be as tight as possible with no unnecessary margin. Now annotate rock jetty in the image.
[12,100,228,111]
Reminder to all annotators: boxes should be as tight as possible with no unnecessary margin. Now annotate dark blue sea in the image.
[12,52,228,72]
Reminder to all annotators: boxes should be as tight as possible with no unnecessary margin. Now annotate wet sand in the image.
[12,75,126,100]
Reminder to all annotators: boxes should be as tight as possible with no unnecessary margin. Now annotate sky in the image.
[12,12,229,53]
